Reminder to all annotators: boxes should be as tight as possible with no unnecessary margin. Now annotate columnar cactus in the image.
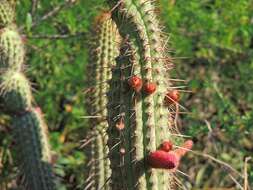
[0,25,25,71]
[105,0,192,189]
[0,1,56,189]
[84,12,121,190]
[12,108,55,189]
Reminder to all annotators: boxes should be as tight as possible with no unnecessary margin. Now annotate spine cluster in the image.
[0,1,56,189]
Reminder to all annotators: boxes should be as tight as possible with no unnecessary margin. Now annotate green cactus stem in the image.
[0,25,25,71]
[0,0,15,28]
[106,0,186,189]
[12,108,56,190]
[0,70,32,114]
[84,12,121,190]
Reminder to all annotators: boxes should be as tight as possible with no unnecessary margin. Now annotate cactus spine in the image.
[0,1,56,189]
[105,0,189,189]
[85,12,121,190]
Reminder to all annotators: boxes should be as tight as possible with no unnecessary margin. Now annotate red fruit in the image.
[34,107,42,114]
[147,150,179,170]
[165,90,180,105]
[175,140,193,157]
[128,76,142,92]
[160,141,173,152]
[143,82,156,94]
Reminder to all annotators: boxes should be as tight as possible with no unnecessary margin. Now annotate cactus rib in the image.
[85,12,121,190]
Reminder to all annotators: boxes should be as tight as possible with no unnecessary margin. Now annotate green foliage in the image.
[159,0,253,187]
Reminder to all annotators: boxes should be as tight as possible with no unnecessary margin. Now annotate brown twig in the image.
[244,157,251,190]
[189,150,243,178]
[26,32,85,40]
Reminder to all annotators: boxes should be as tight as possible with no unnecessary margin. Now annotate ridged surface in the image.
[85,12,121,190]
[0,25,25,71]
[0,70,32,113]
[106,0,179,189]
[12,109,55,190]
[0,0,15,28]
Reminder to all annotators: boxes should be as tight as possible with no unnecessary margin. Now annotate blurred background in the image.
[0,0,252,189]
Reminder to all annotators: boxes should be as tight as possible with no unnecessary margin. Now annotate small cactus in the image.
[0,1,56,189]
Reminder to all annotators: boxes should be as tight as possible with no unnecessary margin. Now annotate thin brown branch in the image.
[244,157,251,190]
[26,32,85,40]
[191,150,243,178]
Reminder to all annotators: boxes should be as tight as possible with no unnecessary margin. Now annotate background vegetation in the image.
[0,0,252,189]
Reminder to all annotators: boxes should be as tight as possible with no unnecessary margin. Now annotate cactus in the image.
[0,0,15,28]
[104,0,191,189]
[0,0,193,189]
[0,1,56,189]
[84,12,121,190]
[12,108,55,190]
[0,70,32,114]
[0,24,25,71]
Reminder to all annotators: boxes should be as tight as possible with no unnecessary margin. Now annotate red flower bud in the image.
[143,82,156,95]
[147,150,179,170]
[128,76,142,92]
[160,140,173,152]
[164,90,180,105]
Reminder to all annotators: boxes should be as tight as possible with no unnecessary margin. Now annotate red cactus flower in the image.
[128,76,142,92]
[147,150,179,170]
[160,140,173,152]
[174,140,193,157]
[143,82,156,95]
[164,90,180,105]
